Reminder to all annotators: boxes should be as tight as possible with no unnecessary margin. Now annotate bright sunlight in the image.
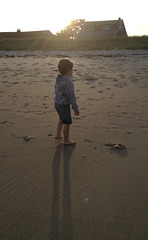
[0,0,148,36]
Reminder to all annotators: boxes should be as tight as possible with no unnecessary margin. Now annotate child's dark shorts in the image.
[55,103,72,124]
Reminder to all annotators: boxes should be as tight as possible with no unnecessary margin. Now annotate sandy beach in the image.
[0,50,148,240]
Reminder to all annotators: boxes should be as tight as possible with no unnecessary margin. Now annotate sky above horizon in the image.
[0,0,148,36]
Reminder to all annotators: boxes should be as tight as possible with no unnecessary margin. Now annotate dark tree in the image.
[56,19,85,39]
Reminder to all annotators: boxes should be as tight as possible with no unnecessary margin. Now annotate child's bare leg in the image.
[63,124,76,145]
[55,120,63,139]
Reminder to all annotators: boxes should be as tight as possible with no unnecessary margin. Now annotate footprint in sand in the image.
[0,120,13,125]
[98,91,103,93]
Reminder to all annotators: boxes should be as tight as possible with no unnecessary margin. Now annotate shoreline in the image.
[0,49,148,58]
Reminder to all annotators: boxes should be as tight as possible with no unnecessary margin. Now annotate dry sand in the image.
[0,50,148,240]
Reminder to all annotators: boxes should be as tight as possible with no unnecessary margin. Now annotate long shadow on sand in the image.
[50,144,75,240]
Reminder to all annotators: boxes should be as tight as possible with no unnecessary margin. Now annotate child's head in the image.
[58,59,73,76]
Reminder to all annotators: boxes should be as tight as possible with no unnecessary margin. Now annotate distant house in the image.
[0,30,53,39]
[77,18,127,38]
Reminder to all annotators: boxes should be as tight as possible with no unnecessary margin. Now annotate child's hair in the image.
[58,59,73,75]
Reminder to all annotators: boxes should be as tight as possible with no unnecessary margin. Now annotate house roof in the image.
[82,20,122,25]
[0,30,53,39]
[78,19,127,38]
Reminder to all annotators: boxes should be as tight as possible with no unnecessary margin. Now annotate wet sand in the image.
[0,50,148,240]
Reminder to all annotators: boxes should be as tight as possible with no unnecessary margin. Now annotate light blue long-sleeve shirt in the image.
[54,74,79,113]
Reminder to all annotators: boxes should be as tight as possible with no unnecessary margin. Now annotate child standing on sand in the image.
[54,59,79,146]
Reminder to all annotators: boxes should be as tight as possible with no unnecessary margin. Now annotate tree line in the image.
[56,19,85,39]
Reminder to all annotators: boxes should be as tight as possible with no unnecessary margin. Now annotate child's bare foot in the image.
[63,140,76,146]
[55,136,63,139]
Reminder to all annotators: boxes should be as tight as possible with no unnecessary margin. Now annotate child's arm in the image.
[67,82,79,114]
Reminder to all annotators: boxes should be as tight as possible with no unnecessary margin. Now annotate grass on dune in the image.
[0,36,148,51]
